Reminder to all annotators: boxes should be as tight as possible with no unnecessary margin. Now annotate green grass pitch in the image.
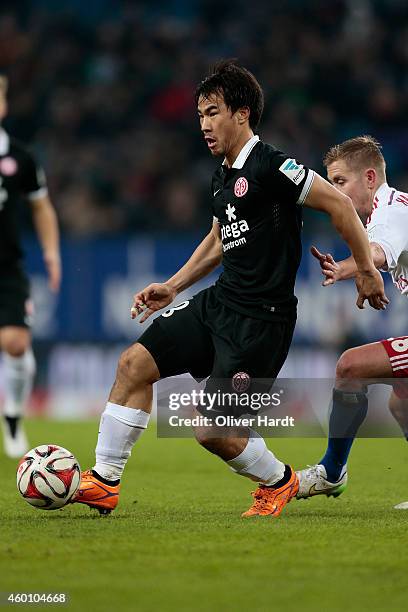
[1,419,407,611]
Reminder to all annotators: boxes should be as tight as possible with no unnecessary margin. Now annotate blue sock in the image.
[319,388,368,482]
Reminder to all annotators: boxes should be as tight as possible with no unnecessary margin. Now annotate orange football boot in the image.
[242,466,299,518]
[72,470,120,515]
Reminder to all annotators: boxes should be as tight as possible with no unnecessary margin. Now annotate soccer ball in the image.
[17,445,81,510]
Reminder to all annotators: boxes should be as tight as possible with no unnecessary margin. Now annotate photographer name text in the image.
[168,415,295,428]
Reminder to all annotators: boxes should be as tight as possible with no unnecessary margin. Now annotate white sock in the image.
[227,430,285,485]
[94,401,150,481]
[3,349,36,419]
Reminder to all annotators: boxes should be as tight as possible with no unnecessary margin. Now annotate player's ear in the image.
[365,168,376,188]
[237,106,250,125]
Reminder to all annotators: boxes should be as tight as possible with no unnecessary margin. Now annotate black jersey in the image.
[211,136,315,321]
[0,128,47,267]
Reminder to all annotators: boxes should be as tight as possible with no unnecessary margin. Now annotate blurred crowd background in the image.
[1,0,408,237]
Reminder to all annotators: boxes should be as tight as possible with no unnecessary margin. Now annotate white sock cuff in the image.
[227,430,285,485]
[227,430,265,472]
[105,402,150,429]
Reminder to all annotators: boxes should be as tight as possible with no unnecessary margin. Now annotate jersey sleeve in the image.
[262,149,315,205]
[22,151,48,201]
[367,205,408,269]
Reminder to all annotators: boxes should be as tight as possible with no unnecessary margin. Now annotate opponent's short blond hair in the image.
[0,75,8,94]
[324,135,386,177]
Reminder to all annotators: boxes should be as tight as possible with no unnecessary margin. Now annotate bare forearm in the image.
[330,198,375,274]
[339,242,387,280]
[31,197,61,292]
[31,199,60,258]
[337,256,358,280]
[166,231,222,294]
[305,176,375,273]
[305,174,388,309]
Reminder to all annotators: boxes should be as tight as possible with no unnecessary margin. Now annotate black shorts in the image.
[138,286,295,416]
[0,266,31,329]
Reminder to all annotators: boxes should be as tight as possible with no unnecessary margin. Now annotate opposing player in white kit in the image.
[297,136,408,509]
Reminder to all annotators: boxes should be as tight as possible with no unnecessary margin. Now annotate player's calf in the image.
[110,342,160,407]
[195,426,286,483]
[1,329,35,459]
[388,391,408,441]
[193,423,249,461]
[72,342,159,514]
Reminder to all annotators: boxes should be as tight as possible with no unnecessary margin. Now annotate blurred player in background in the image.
[297,136,408,509]
[0,75,61,458]
[73,62,387,519]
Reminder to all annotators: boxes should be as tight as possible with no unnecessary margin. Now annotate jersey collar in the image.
[0,128,10,156]
[223,135,260,169]
[373,182,390,204]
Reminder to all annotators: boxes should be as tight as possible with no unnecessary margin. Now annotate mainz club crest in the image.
[234,176,248,198]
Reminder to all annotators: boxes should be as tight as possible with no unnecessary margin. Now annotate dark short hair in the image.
[195,59,264,130]
[324,135,386,173]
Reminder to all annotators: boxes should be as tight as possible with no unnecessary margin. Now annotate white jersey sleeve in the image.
[367,203,408,269]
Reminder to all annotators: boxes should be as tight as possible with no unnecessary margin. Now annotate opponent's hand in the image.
[131,283,178,323]
[355,268,389,310]
[44,251,61,293]
[310,245,341,286]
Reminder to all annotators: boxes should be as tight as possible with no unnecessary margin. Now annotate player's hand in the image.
[131,283,178,323]
[44,251,61,293]
[310,246,341,286]
[355,267,389,310]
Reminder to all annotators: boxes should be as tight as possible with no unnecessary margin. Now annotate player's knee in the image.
[336,349,362,380]
[117,343,158,386]
[2,337,30,357]
[0,327,31,357]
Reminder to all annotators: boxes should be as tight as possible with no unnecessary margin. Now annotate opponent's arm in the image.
[304,174,388,309]
[30,195,61,293]
[131,221,222,322]
[311,242,387,285]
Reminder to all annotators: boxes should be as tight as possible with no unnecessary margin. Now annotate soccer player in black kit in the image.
[73,61,387,518]
[0,75,61,458]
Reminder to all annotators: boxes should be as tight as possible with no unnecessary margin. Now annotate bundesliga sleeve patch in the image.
[279,158,306,185]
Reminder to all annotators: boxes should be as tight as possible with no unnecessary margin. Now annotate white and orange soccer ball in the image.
[17,445,81,510]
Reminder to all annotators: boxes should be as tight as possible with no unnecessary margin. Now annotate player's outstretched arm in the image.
[30,195,61,293]
[131,221,222,323]
[311,243,387,286]
[304,174,389,310]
